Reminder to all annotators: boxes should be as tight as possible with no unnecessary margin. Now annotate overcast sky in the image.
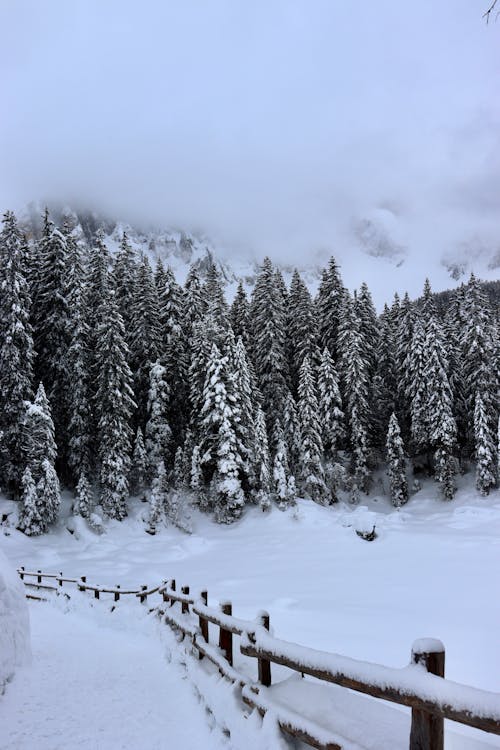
[1,0,499,269]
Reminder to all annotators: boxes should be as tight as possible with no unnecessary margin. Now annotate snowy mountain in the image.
[18,201,500,308]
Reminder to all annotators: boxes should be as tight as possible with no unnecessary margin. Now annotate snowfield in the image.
[0,547,30,694]
[1,476,499,749]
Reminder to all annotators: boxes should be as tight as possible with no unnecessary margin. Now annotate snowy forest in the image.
[0,208,498,536]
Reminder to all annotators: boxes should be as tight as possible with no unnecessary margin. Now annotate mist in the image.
[1,0,500,269]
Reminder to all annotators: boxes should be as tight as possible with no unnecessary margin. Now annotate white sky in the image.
[1,0,499,271]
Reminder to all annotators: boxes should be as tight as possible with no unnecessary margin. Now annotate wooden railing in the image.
[18,567,500,750]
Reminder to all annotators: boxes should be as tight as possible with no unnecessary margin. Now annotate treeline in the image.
[0,209,498,534]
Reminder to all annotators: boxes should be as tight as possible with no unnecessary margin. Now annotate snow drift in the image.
[0,547,30,693]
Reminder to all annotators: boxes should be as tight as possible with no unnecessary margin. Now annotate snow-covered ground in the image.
[1,475,499,748]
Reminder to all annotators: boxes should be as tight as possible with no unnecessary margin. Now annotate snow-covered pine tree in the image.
[229,335,255,493]
[283,390,301,475]
[204,261,229,326]
[94,290,136,520]
[443,290,468,457]
[272,420,295,509]
[297,355,328,504]
[34,222,72,472]
[173,446,185,488]
[357,281,379,381]
[386,413,408,507]
[183,265,206,339]
[65,286,92,483]
[372,305,398,453]
[145,361,172,479]
[0,211,35,496]
[286,270,317,395]
[250,257,289,428]
[317,348,345,460]
[253,407,271,510]
[190,443,208,509]
[130,427,147,496]
[230,281,250,349]
[316,256,345,360]
[199,343,245,522]
[129,254,162,428]
[38,459,61,526]
[74,472,93,519]
[18,467,43,536]
[407,314,429,457]
[474,392,497,496]
[461,274,498,457]
[424,314,458,499]
[338,292,371,490]
[148,460,167,535]
[22,383,57,483]
[156,262,188,442]
[112,232,137,340]
[395,292,415,441]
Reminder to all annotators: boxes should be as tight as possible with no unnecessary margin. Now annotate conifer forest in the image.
[0,209,498,535]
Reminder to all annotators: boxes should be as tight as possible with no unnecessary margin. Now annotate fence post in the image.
[19,566,25,581]
[198,590,208,660]
[94,587,100,600]
[37,569,42,584]
[170,579,176,607]
[257,612,272,687]
[219,601,233,667]
[181,586,190,614]
[162,580,168,604]
[410,639,445,750]
[78,575,87,593]
[140,585,148,604]
[58,572,63,587]
[114,584,120,602]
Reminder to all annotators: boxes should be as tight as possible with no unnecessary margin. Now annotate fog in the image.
[1,0,499,267]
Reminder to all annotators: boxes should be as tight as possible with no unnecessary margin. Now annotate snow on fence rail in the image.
[17,566,500,750]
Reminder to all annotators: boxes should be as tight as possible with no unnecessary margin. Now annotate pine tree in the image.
[316,257,345,359]
[129,255,162,428]
[230,281,250,348]
[145,361,172,478]
[148,460,167,535]
[112,232,137,338]
[272,420,295,509]
[372,306,398,452]
[37,459,61,526]
[317,348,345,460]
[200,344,245,522]
[130,427,147,495]
[204,260,229,326]
[287,270,317,394]
[297,355,328,503]
[74,472,93,519]
[350,405,370,501]
[250,257,289,428]
[173,446,185,488]
[386,413,408,507]
[253,407,271,510]
[183,265,206,338]
[34,222,72,472]
[0,211,35,496]
[66,287,92,483]
[474,392,497,496]
[18,467,43,536]
[94,291,135,520]
[22,383,57,483]
[408,315,429,456]
[283,390,301,475]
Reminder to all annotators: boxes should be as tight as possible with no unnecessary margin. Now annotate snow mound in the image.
[0,548,30,692]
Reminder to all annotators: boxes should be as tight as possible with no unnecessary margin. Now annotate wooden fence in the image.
[18,567,500,750]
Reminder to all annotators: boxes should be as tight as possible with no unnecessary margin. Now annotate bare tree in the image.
[484,0,499,23]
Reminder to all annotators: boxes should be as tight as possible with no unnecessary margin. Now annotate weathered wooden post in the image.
[162,580,168,604]
[257,611,271,687]
[37,569,42,584]
[19,566,25,581]
[219,601,233,666]
[170,579,176,607]
[181,586,190,614]
[198,590,208,660]
[410,639,445,750]
[140,585,148,604]
[94,586,100,600]
[78,575,87,593]
[58,572,63,587]
[114,584,120,602]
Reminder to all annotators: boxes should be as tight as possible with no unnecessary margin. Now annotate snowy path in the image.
[0,602,227,750]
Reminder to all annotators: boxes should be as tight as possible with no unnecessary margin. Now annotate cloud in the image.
[1,0,499,270]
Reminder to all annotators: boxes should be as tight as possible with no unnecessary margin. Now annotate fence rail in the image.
[18,566,500,750]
